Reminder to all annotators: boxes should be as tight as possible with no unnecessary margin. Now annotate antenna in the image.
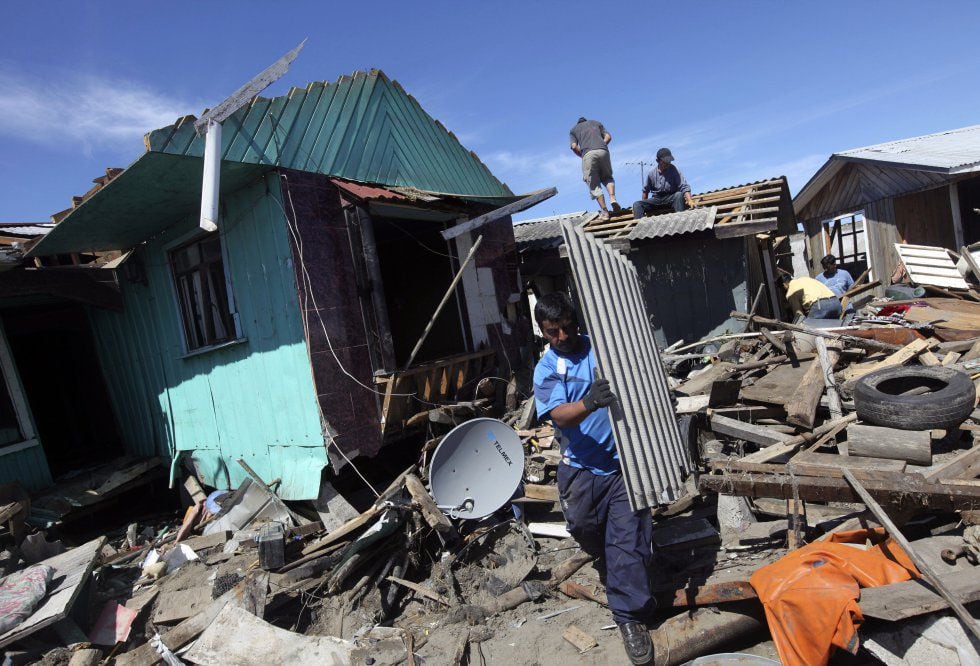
[197,39,307,232]
[623,159,653,189]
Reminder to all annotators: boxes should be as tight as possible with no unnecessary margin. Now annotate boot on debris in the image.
[619,621,654,665]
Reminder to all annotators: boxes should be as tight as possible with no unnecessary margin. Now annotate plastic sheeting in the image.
[750,529,919,666]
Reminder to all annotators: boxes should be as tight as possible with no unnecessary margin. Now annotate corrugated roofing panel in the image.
[0,224,54,237]
[560,215,690,510]
[146,70,511,198]
[514,212,584,251]
[837,124,980,172]
[627,207,716,240]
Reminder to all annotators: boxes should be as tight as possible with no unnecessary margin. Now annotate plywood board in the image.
[739,361,813,406]
[0,536,105,648]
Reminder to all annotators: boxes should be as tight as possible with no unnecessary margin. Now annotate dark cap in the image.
[577,116,587,124]
[656,147,674,163]
[821,254,837,266]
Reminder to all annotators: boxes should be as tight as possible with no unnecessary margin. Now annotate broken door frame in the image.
[0,320,43,460]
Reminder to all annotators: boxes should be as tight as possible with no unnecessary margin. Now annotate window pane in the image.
[170,235,236,350]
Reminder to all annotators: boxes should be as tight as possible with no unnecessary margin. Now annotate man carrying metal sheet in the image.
[532,292,656,665]
[569,117,619,221]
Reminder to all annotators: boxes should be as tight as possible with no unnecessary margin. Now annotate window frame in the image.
[166,231,243,355]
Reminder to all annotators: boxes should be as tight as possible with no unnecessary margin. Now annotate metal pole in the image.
[403,234,483,370]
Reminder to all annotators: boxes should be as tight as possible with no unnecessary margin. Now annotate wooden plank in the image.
[741,413,858,463]
[786,352,839,429]
[923,443,980,482]
[840,338,936,382]
[0,536,105,648]
[524,484,559,501]
[180,531,230,552]
[710,413,794,446]
[859,569,980,621]
[442,188,556,240]
[404,473,454,534]
[815,338,843,419]
[846,424,932,465]
[739,359,814,406]
[841,468,980,640]
[152,586,213,624]
[788,452,906,478]
[386,576,451,606]
[562,625,598,653]
[700,470,980,510]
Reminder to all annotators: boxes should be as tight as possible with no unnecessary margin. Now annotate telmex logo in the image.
[493,440,513,466]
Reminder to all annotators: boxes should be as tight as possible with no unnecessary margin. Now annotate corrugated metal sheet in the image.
[146,70,511,198]
[627,207,716,240]
[838,124,980,172]
[0,442,53,492]
[514,212,585,251]
[87,173,328,500]
[560,215,690,510]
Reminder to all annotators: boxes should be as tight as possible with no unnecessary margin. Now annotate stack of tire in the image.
[853,366,976,431]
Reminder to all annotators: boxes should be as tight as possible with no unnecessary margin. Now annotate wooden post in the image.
[846,424,932,466]
[786,348,839,429]
[814,337,843,420]
[841,468,980,641]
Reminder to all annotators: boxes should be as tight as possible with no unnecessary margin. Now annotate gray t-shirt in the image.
[569,120,608,155]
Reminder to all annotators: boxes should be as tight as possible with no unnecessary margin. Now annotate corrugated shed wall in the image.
[146,70,510,198]
[88,173,327,499]
[561,217,690,510]
[0,444,52,492]
[632,234,749,348]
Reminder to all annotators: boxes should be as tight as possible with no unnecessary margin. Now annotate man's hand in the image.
[582,378,617,412]
[684,193,694,207]
[570,142,582,157]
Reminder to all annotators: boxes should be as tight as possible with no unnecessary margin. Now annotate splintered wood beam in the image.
[731,312,900,353]
[841,468,980,641]
[700,470,980,510]
[710,413,794,446]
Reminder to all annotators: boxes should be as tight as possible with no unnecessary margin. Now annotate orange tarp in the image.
[750,529,919,666]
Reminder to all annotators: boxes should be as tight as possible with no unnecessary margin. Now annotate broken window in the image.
[822,212,868,277]
[0,374,21,447]
[170,236,239,351]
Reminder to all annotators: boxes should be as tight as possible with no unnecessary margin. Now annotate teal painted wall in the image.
[88,172,327,499]
[0,443,52,492]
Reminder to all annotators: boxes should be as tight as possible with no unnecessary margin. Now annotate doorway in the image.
[2,304,123,477]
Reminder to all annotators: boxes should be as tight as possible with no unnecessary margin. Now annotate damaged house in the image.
[795,124,980,287]
[515,178,796,347]
[0,69,548,499]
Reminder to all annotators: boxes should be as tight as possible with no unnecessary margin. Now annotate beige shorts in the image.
[581,149,613,198]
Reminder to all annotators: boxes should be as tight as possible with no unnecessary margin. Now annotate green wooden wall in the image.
[88,172,327,499]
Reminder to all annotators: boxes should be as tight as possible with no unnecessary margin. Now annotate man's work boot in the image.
[619,622,653,665]
[611,200,622,213]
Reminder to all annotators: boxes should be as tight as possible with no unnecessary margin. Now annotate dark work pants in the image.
[557,464,655,624]
[632,191,685,218]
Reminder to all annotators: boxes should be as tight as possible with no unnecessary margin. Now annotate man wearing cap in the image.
[632,148,694,219]
[570,117,619,221]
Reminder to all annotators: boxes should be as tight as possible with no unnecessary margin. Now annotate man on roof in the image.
[632,148,694,219]
[570,117,619,221]
[532,292,656,666]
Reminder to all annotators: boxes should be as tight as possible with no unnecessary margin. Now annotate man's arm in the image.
[570,141,582,157]
[602,131,612,146]
[548,378,617,429]
[678,169,694,206]
[787,290,805,318]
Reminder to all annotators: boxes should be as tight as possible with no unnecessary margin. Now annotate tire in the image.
[853,366,975,431]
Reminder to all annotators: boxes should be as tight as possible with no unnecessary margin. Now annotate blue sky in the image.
[2,1,979,222]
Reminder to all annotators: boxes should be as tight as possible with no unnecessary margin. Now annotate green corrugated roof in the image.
[146,69,511,198]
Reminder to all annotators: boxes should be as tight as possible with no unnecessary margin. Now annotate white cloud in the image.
[0,67,198,154]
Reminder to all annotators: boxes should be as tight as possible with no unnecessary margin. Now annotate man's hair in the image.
[576,116,587,124]
[535,292,577,325]
[821,254,837,267]
[777,273,793,286]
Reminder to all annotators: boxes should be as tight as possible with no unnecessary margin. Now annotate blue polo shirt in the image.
[533,335,618,475]
[815,268,854,297]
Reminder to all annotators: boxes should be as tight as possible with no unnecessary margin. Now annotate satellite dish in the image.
[429,418,524,520]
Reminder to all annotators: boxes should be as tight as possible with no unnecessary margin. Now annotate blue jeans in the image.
[557,464,655,624]
[809,297,842,319]
[632,191,685,218]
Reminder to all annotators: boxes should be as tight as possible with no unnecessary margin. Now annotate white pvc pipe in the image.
[200,120,221,232]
